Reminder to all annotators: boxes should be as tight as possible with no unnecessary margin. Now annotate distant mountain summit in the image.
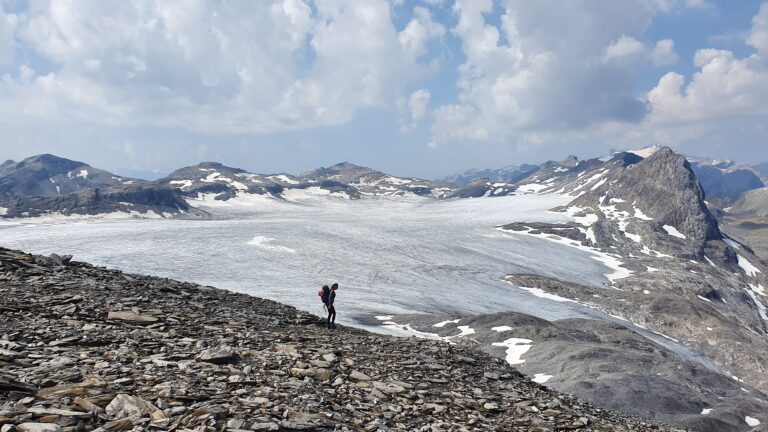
[0,154,141,197]
[438,163,538,188]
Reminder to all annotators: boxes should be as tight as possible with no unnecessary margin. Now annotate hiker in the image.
[323,283,338,329]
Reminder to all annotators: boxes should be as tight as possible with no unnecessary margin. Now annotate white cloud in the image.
[685,0,715,10]
[0,3,17,64]
[399,6,446,60]
[430,0,664,147]
[604,35,646,63]
[0,0,434,134]
[748,2,768,54]
[651,38,678,66]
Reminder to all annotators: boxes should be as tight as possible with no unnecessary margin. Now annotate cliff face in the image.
[0,185,190,218]
[0,247,680,431]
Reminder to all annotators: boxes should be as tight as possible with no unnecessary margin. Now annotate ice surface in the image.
[517,183,549,193]
[491,326,512,332]
[0,192,720,373]
[723,237,742,250]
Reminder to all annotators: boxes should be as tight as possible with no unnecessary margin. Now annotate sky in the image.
[0,0,767,180]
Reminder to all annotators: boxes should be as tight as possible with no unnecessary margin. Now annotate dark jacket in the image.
[328,290,336,307]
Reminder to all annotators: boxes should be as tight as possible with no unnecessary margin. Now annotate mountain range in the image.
[2,148,768,430]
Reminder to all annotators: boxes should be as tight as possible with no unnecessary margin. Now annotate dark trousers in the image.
[327,305,336,327]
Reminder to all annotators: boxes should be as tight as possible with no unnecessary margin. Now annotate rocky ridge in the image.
[497,148,768,399]
[375,312,768,432]
[0,155,142,198]
[0,247,680,432]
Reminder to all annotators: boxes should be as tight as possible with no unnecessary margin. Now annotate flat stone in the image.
[107,311,159,324]
[105,394,158,420]
[16,424,63,432]
[196,346,237,364]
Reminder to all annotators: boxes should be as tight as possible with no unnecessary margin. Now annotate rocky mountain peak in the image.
[559,155,579,167]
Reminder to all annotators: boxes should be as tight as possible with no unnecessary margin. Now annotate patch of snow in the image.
[518,286,577,303]
[491,326,512,332]
[499,226,632,284]
[492,338,533,365]
[646,267,659,273]
[627,145,660,158]
[375,316,393,321]
[643,289,651,294]
[170,180,193,190]
[433,319,460,328]
[118,202,134,207]
[378,322,444,340]
[55,185,60,195]
[517,183,549,193]
[700,408,712,415]
[246,236,296,254]
[0,207,7,216]
[76,169,88,179]
[723,237,742,250]
[49,178,55,183]
[585,227,596,244]
[663,225,686,239]
[282,187,350,201]
[554,167,569,173]
[697,295,712,303]
[624,232,642,243]
[745,416,760,427]
[532,373,553,384]
[590,178,607,190]
[268,174,299,185]
[565,206,598,226]
[745,289,768,322]
[454,325,475,337]
[704,256,717,267]
[122,180,134,185]
[738,255,761,277]
[749,283,765,296]
[633,207,653,220]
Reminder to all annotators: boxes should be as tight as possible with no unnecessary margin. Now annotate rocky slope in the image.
[0,247,679,432]
[0,185,194,218]
[497,148,768,403]
[376,311,768,432]
[0,155,142,197]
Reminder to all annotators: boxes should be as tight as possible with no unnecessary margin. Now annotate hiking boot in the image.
[331,323,337,329]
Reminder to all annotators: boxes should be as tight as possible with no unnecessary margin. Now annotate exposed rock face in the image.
[0,154,141,197]
[445,178,515,198]
[567,147,725,261]
[0,184,192,218]
[438,164,538,188]
[0,247,679,431]
[379,311,768,432]
[495,147,768,410]
[728,187,768,220]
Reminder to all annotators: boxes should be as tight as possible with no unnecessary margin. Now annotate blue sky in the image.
[1,0,767,179]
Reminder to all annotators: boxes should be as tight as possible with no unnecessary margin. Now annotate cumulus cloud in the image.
[0,0,439,133]
[399,6,446,60]
[430,0,665,147]
[651,39,678,66]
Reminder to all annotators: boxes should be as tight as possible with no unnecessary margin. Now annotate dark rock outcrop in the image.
[0,154,142,197]
[0,184,191,218]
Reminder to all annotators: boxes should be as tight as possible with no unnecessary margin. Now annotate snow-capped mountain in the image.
[160,161,454,202]
[0,154,142,197]
[499,146,768,399]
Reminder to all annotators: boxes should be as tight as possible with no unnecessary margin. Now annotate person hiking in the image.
[325,283,338,329]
